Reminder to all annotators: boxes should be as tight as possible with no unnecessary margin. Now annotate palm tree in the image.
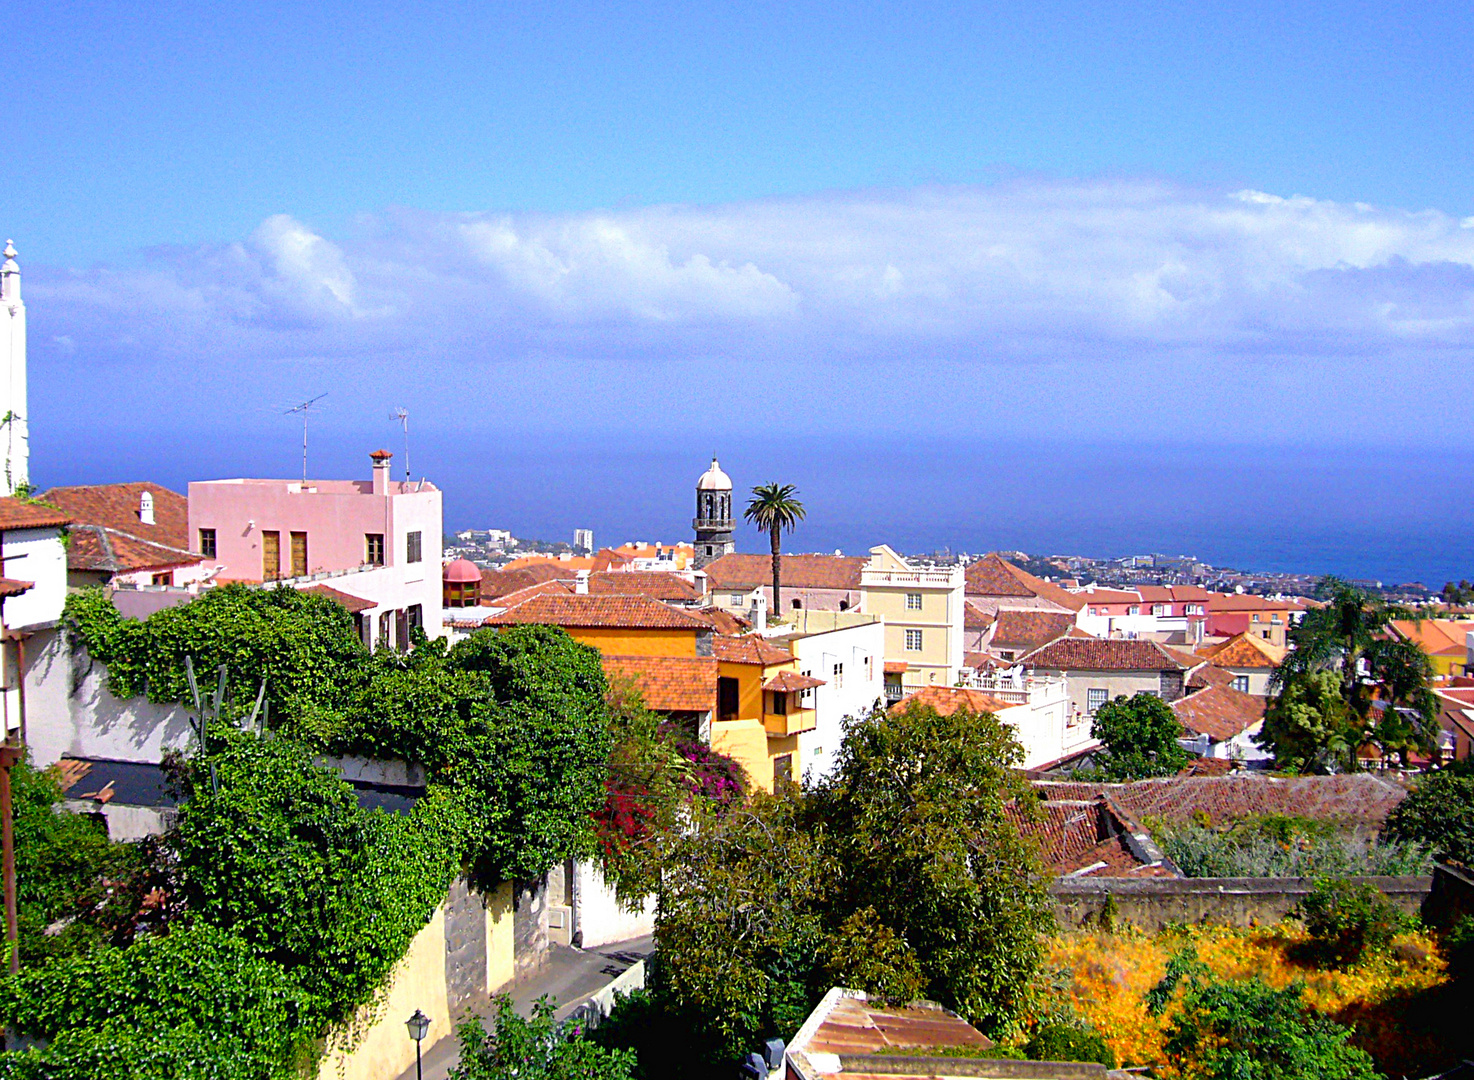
[743,483,805,617]
[1268,577,1437,768]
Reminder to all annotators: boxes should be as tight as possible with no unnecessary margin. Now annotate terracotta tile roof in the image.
[964,554,1087,612]
[1136,585,1173,603]
[1162,645,1208,670]
[1187,662,1237,690]
[891,685,1017,716]
[503,554,595,572]
[67,525,204,574]
[302,584,375,614]
[764,670,825,692]
[990,609,1077,652]
[0,498,71,531]
[687,607,752,635]
[483,579,574,608]
[602,654,717,712]
[1390,619,1470,658]
[703,553,866,591]
[0,578,32,597]
[478,567,542,598]
[1208,593,1315,612]
[1171,685,1266,742]
[1198,632,1286,668]
[484,593,710,630]
[712,634,794,666]
[1033,774,1407,829]
[1022,637,1191,672]
[797,996,994,1061]
[587,571,698,601]
[963,601,994,631]
[963,651,1008,671]
[39,482,187,549]
[883,660,909,674]
[1075,587,1143,604]
[1171,585,1214,601]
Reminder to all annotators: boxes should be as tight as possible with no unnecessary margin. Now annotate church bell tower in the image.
[693,457,734,569]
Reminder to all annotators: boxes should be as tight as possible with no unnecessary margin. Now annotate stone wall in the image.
[1051,875,1433,932]
[513,873,550,976]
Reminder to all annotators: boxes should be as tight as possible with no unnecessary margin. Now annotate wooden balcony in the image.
[765,706,817,738]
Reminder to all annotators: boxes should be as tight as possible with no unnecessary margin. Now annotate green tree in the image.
[1089,692,1189,779]
[743,483,805,615]
[1164,978,1381,1080]
[812,701,1052,1033]
[1267,577,1438,769]
[1257,671,1358,773]
[452,996,636,1080]
[1296,878,1401,968]
[1383,769,1474,866]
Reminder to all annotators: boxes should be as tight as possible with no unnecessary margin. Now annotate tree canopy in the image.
[743,482,805,614]
[1383,769,1474,867]
[1089,692,1189,779]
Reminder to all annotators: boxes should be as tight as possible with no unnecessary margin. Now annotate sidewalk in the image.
[393,936,654,1080]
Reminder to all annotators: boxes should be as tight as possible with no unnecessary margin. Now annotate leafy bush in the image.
[1164,978,1380,1080]
[1153,815,1430,878]
[818,907,925,1007]
[1089,693,1189,779]
[1383,769,1474,866]
[1024,1023,1115,1067]
[1297,878,1402,969]
[451,996,635,1080]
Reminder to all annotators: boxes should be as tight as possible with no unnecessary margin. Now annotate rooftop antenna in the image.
[284,393,327,484]
[392,407,410,481]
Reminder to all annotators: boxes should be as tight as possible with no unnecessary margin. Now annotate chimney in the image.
[575,570,589,595]
[138,490,155,526]
[749,593,767,634]
[370,449,393,496]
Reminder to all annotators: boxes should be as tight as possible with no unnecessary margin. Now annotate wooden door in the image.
[262,531,280,581]
[290,531,308,577]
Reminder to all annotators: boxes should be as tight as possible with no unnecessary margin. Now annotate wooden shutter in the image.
[262,531,280,581]
[290,531,308,577]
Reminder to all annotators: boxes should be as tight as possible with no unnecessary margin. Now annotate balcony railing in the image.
[884,683,906,704]
[692,518,735,531]
[764,708,817,738]
[861,567,962,588]
[956,671,1066,703]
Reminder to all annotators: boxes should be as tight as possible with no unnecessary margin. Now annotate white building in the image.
[0,499,71,740]
[1,241,27,496]
[767,610,886,782]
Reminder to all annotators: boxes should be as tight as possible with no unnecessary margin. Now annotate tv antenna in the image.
[284,393,327,483]
[392,407,410,481]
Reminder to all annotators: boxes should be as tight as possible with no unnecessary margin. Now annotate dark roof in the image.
[66,525,204,575]
[55,757,178,808]
[587,571,699,601]
[0,498,71,531]
[485,593,710,630]
[1023,637,1191,672]
[1172,685,1266,742]
[39,482,188,549]
[990,609,1078,652]
[703,553,866,592]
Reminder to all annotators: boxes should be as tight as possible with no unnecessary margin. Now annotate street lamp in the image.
[406,1009,430,1080]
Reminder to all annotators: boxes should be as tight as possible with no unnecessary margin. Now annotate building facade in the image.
[859,545,965,691]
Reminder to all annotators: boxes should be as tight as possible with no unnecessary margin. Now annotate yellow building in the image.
[712,634,823,790]
[859,545,965,691]
[1390,619,1471,678]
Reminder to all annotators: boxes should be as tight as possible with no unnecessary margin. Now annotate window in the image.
[1152,604,1167,616]
[151,571,173,587]
[839,600,849,611]
[717,677,740,721]
[904,629,923,652]
[262,530,280,582]
[407,604,423,636]
[773,754,793,784]
[1129,606,1141,616]
[1089,607,1098,617]
[198,528,217,559]
[1231,675,1250,693]
[731,593,745,607]
[832,662,843,689]
[792,598,802,610]
[290,531,308,578]
[406,531,423,564]
[864,656,873,680]
[1087,687,1108,713]
[366,533,385,566]
[1271,613,1282,624]
[770,691,788,716]
[905,592,922,611]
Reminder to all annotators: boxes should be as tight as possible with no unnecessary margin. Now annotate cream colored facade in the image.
[859,545,964,690]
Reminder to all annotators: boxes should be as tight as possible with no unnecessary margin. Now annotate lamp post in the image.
[406,1008,430,1080]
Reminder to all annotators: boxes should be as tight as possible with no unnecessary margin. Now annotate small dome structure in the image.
[442,558,482,607]
[696,457,732,491]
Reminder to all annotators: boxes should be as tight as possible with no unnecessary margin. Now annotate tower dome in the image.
[696,457,732,491]
[442,558,482,607]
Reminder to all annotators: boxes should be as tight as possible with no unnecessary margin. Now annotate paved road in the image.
[394,936,654,1080]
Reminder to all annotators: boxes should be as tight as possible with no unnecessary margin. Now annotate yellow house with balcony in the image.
[712,633,824,790]
[859,545,965,692]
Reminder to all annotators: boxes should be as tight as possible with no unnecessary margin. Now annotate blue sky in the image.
[6,2,1474,576]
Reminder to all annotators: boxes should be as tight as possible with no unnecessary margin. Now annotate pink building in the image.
[187,450,443,648]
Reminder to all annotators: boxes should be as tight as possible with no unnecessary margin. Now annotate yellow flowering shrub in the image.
[1037,923,1448,1073]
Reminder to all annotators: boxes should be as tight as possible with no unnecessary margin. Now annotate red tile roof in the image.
[1022,637,1191,672]
[764,670,825,692]
[0,578,32,598]
[484,579,574,608]
[1208,593,1315,612]
[602,654,717,712]
[485,594,710,630]
[883,660,909,674]
[964,554,1088,612]
[1198,632,1286,668]
[963,601,994,631]
[0,498,71,531]
[795,996,994,1063]
[990,609,1077,652]
[687,607,752,635]
[703,553,866,591]
[1187,662,1237,690]
[66,525,204,574]
[1075,587,1143,604]
[39,482,187,549]
[891,685,1017,716]
[1171,685,1266,742]
[302,584,376,614]
[587,571,699,601]
[713,634,794,666]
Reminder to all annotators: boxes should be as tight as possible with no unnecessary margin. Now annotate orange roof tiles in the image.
[703,553,866,591]
[1023,637,1191,672]
[712,634,794,666]
[1198,632,1286,668]
[962,601,994,631]
[990,609,1077,652]
[687,607,752,635]
[67,525,204,574]
[602,655,717,712]
[39,482,187,549]
[1171,685,1266,742]
[485,593,711,630]
[1390,619,1470,658]
[964,553,1087,611]
[484,579,575,608]
[502,554,596,572]
[0,578,31,598]
[302,584,376,614]
[764,670,825,692]
[587,571,699,601]
[0,498,71,531]
[891,685,1016,716]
